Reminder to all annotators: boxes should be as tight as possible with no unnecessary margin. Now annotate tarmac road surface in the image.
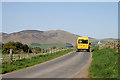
[2,51,91,78]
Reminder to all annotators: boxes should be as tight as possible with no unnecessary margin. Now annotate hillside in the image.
[1,30,97,46]
[99,38,118,42]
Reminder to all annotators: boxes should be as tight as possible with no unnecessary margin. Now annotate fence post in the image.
[46,49,47,54]
[56,48,57,52]
[55,48,56,52]
[46,49,48,54]
[48,47,50,54]
[27,49,29,57]
[58,47,59,51]
[43,49,44,54]
[45,49,47,54]
[41,49,43,55]
[9,49,13,62]
[51,48,52,54]
[33,49,36,55]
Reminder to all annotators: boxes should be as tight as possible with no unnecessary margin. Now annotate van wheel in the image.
[87,49,90,52]
[77,49,80,52]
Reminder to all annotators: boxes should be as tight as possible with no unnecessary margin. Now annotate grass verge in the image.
[89,46,118,78]
[2,49,75,74]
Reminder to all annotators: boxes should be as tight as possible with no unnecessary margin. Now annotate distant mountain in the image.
[1,30,97,45]
[99,38,117,42]
[0,32,8,36]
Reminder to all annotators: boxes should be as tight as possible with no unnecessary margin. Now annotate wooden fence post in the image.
[56,48,57,52]
[49,47,50,54]
[33,49,36,55]
[10,49,13,62]
[45,49,47,54]
[41,49,43,55]
[46,49,47,54]
[58,47,59,51]
[27,49,29,57]
[51,48,52,54]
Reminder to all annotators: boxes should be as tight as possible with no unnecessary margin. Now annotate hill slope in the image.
[1,30,96,45]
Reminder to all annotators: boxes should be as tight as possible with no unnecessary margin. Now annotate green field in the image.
[2,49,75,74]
[89,46,118,78]
[91,40,107,44]
[28,43,72,49]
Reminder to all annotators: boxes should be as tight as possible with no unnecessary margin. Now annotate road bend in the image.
[3,51,91,78]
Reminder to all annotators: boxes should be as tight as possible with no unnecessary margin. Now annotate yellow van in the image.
[77,37,90,52]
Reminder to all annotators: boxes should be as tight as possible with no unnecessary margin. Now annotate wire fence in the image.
[1,47,74,63]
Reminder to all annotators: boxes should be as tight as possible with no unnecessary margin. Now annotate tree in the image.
[2,41,32,54]
[2,41,16,54]
[14,42,23,50]
[4,41,15,47]
[22,44,29,53]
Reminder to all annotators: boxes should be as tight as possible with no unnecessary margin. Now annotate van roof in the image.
[77,37,89,39]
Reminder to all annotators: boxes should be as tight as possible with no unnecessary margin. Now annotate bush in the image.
[2,41,32,54]
[34,47,41,54]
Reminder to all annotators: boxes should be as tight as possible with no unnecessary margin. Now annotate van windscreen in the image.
[78,39,88,44]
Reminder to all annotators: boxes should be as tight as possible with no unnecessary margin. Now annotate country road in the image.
[2,51,92,78]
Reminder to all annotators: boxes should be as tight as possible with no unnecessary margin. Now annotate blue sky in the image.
[2,2,118,39]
